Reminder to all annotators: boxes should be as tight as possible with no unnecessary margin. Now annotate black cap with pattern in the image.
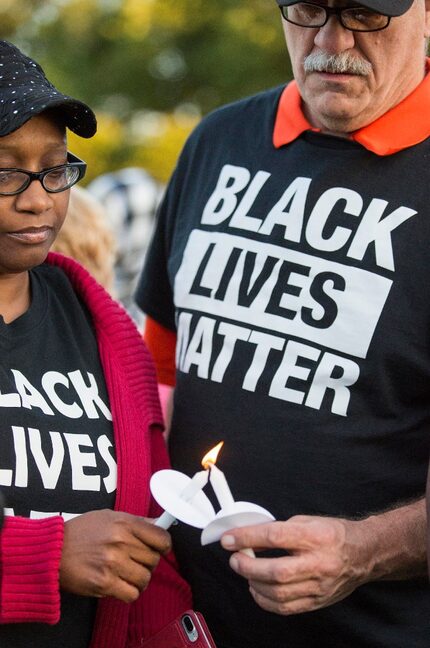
[0,40,97,138]
[276,0,414,17]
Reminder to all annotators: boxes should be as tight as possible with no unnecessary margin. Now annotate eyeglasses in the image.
[0,152,87,196]
[279,2,391,32]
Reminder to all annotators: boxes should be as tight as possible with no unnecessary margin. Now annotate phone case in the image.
[139,610,217,648]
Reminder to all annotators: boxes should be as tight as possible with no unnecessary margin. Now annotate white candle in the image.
[155,469,209,529]
[207,462,235,510]
[155,510,177,530]
[179,469,209,500]
[207,462,256,558]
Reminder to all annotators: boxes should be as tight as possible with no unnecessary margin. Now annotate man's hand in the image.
[221,498,427,616]
[221,516,369,615]
[60,509,171,603]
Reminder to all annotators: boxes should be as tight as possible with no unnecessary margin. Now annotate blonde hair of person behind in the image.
[52,185,117,293]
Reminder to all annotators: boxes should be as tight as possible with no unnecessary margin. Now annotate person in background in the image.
[135,0,430,646]
[88,168,164,324]
[52,185,116,292]
[0,40,191,648]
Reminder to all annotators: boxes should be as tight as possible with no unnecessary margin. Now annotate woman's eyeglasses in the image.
[0,152,87,196]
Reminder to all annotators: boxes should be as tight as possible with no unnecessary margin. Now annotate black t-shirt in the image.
[136,88,430,648]
[0,264,116,648]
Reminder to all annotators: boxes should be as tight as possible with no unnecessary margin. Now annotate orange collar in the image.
[273,59,430,156]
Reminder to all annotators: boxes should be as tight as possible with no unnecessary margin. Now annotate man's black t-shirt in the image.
[0,264,116,648]
[136,88,430,647]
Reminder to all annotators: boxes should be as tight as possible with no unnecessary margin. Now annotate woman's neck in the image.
[0,271,31,323]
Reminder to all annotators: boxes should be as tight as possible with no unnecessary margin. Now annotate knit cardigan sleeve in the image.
[0,515,64,624]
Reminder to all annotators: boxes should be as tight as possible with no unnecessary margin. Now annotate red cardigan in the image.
[0,252,192,647]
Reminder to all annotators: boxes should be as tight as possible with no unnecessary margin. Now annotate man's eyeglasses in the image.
[279,2,391,32]
[0,152,87,196]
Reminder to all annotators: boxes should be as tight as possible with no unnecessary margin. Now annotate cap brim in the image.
[358,0,414,15]
[46,96,97,138]
[277,0,414,17]
[0,90,97,138]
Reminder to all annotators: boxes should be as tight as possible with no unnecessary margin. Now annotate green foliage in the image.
[1,0,291,181]
[0,0,40,38]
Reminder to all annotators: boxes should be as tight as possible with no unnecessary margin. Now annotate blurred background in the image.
[1,0,292,319]
[1,0,291,183]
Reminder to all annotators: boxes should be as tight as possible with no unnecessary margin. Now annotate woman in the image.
[0,40,191,648]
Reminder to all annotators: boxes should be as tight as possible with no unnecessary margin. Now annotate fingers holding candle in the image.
[220,517,366,616]
[202,503,274,557]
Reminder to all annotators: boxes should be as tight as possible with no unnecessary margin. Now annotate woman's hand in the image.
[60,509,171,603]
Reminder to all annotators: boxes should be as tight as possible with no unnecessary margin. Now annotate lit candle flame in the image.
[201,441,224,469]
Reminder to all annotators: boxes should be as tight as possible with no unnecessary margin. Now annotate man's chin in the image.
[306,97,368,133]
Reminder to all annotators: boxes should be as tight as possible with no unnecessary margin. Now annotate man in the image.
[136,1,430,646]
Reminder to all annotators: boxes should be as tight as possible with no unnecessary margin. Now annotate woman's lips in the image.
[7,226,52,244]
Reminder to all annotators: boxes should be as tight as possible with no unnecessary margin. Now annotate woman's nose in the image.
[14,179,54,214]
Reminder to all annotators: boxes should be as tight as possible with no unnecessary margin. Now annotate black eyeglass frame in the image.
[0,152,87,196]
[278,2,392,32]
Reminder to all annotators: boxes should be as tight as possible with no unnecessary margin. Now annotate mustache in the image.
[303,51,373,76]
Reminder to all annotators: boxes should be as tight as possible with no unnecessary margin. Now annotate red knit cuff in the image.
[0,515,64,624]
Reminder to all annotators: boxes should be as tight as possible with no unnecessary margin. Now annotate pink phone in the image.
[140,610,217,648]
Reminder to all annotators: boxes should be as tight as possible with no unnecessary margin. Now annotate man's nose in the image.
[14,179,55,214]
[313,15,356,53]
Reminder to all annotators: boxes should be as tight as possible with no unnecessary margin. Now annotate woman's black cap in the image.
[0,40,97,138]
